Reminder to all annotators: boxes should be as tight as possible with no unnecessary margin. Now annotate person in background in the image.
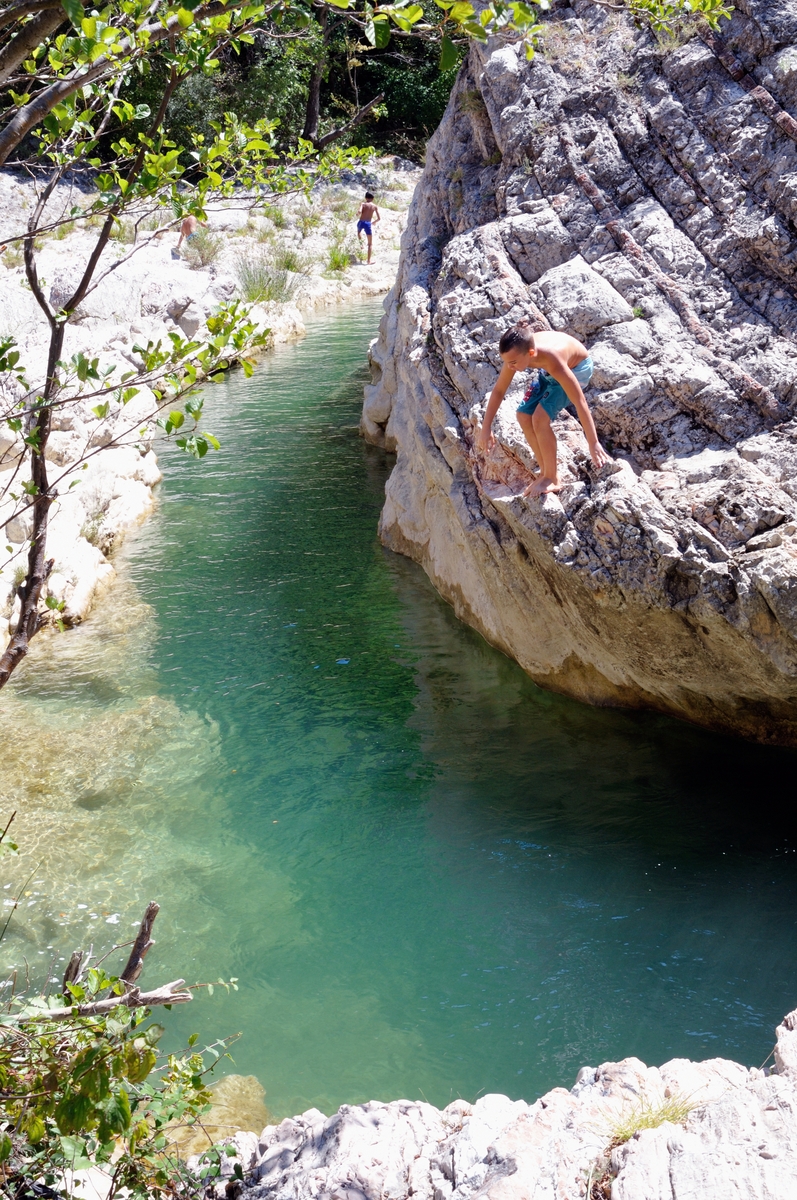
[356,192,380,265]
[176,213,206,255]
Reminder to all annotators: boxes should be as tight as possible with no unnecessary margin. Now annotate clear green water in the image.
[4,299,797,1119]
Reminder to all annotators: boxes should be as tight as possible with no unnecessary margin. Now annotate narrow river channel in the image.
[4,298,797,1118]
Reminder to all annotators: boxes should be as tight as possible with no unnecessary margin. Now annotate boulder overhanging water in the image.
[362,0,797,744]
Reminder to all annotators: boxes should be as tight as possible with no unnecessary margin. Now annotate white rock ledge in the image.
[198,1009,797,1200]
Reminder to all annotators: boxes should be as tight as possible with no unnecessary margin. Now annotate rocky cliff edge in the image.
[362,0,797,743]
[196,1007,797,1200]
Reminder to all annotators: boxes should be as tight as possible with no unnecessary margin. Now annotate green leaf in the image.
[168,409,185,429]
[176,7,194,26]
[59,1135,93,1171]
[60,0,83,30]
[99,1088,132,1135]
[201,431,220,450]
[373,18,390,47]
[439,35,459,71]
[91,401,110,419]
[0,1134,12,1163]
[54,1092,93,1135]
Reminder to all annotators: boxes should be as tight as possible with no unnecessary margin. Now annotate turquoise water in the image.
[5,299,797,1118]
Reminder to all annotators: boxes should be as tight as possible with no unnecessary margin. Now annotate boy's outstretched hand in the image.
[589,440,612,470]
[477,423,495,454]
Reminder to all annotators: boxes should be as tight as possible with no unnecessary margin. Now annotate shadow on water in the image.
[2,298,797,1119]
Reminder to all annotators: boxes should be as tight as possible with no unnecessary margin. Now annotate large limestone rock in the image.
[363,0,797,743]
[202,1009,797,1199]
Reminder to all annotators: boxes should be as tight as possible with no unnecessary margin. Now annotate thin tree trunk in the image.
[0,72,182,689]
[302,7,328,144]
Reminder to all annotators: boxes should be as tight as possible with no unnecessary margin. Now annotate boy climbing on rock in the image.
[477,321,610,496]
[356,192,380,264]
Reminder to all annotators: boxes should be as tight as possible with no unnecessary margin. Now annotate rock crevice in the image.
[362,0,797,742]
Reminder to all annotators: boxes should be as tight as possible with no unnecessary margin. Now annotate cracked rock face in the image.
[362,0,797,743]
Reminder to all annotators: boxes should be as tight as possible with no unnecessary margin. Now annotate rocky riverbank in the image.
[194,1006,797,1200]
[0,159,418,649]
[363,0,797,744]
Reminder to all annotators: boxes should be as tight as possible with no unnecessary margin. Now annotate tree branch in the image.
[0,0,63,31]
[313,91,384,150]
[0,0,282,165]
[0,7,65,85]
[120,901,159,984]
[11,979,193,1022]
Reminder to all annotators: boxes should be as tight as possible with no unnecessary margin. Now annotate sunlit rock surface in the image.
[363,0,797,743]
[207,1010,797,1199]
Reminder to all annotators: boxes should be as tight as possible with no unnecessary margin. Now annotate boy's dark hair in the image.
[364,191,374,200]
[499,319,535,355]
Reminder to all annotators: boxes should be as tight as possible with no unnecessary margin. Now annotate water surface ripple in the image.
[4,300,797,1117]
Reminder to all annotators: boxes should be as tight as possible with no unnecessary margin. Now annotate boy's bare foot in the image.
[524,475,561,497]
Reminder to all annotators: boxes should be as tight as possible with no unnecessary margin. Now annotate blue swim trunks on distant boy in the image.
[517,356,594,420]
[357,220,372,236]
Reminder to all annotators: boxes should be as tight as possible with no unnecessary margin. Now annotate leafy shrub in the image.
[0,828,238,1200]
[185,227,224,268]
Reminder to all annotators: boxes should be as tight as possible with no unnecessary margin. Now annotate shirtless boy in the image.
[477,321,610,496]
[356,192,380,264]
[176,214,206,253]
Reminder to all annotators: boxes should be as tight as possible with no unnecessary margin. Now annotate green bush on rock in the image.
[0,834,237,1200]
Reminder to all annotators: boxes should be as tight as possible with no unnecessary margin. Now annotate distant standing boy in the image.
[356,192,380,265]
[477,321,610,496]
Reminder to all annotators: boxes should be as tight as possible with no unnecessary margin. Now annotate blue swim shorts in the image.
[357,220,372,236]
[516,356,594,420]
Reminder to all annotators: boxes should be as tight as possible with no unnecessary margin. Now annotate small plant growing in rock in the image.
[297,208,322,238]
[80,511,107,549]
[607,1093,696,1146]
[185,228,224,269]
[586,1092,697,1199]
[272,244,311,274]
[326,227,359,272]
[262,203,287,229]
[1,243,23,268]
[632,305,646,319]
[234,250,298,303]
[459,88,487,116]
